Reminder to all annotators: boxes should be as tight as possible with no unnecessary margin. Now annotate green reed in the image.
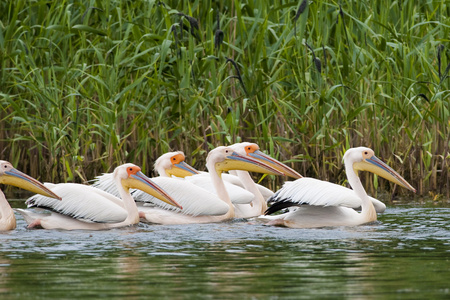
[0,0,448,198]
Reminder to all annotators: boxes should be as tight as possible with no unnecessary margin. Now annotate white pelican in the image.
[16,163,181,230]
[261,147,416,228]
[92,151,230,218]
[229,142,302,218]
[92,151,228,218]
[0,160,61,231]
[138,146,284,224]
[247,146,387,214]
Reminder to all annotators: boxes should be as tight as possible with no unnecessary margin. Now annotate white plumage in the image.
[225,142,302,218]
[225,171,275,201]
[25,183,128,223]
[268,178,386,212]
[16,163,180,230]
[0,160,61,231]
[92,172,229,217]
[92,151,231,219]
[134,146,284,225]
[261,147,415,228]
[183,172,254,205]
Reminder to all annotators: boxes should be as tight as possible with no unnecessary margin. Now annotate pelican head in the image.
[154,151,199,178]
[231,142,303,179]
[0,160,61,200]
[344,147,416,192]
[206,146,284,176]
[116,163,183,209]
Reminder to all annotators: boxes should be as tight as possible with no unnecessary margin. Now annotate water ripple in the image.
[0,205,448,299]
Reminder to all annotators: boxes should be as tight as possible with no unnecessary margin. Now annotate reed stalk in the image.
[0,0,448,198]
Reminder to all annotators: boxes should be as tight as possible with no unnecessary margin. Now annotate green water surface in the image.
[1,200,449,299]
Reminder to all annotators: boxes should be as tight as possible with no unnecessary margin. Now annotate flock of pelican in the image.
[0,143,416,231]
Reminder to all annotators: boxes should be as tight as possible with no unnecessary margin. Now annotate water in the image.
[1,200,449,299]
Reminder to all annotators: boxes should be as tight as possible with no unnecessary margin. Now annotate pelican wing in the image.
[91,173,119,197]
[268,177,385,212]
[26,183,128,223]
[185,173,254,204]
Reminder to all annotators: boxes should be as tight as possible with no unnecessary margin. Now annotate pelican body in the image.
[139,146,285,224]
[17,163,181,230]
[250,146,387,213]
[262,147,415,228]
[0,160,61,231]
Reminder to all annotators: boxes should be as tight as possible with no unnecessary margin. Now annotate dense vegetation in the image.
[0,0,449,198]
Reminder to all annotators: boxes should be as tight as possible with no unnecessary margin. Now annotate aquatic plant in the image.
[0,0,448,197]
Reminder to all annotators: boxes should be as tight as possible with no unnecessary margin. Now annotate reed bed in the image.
[0,0,449,198]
